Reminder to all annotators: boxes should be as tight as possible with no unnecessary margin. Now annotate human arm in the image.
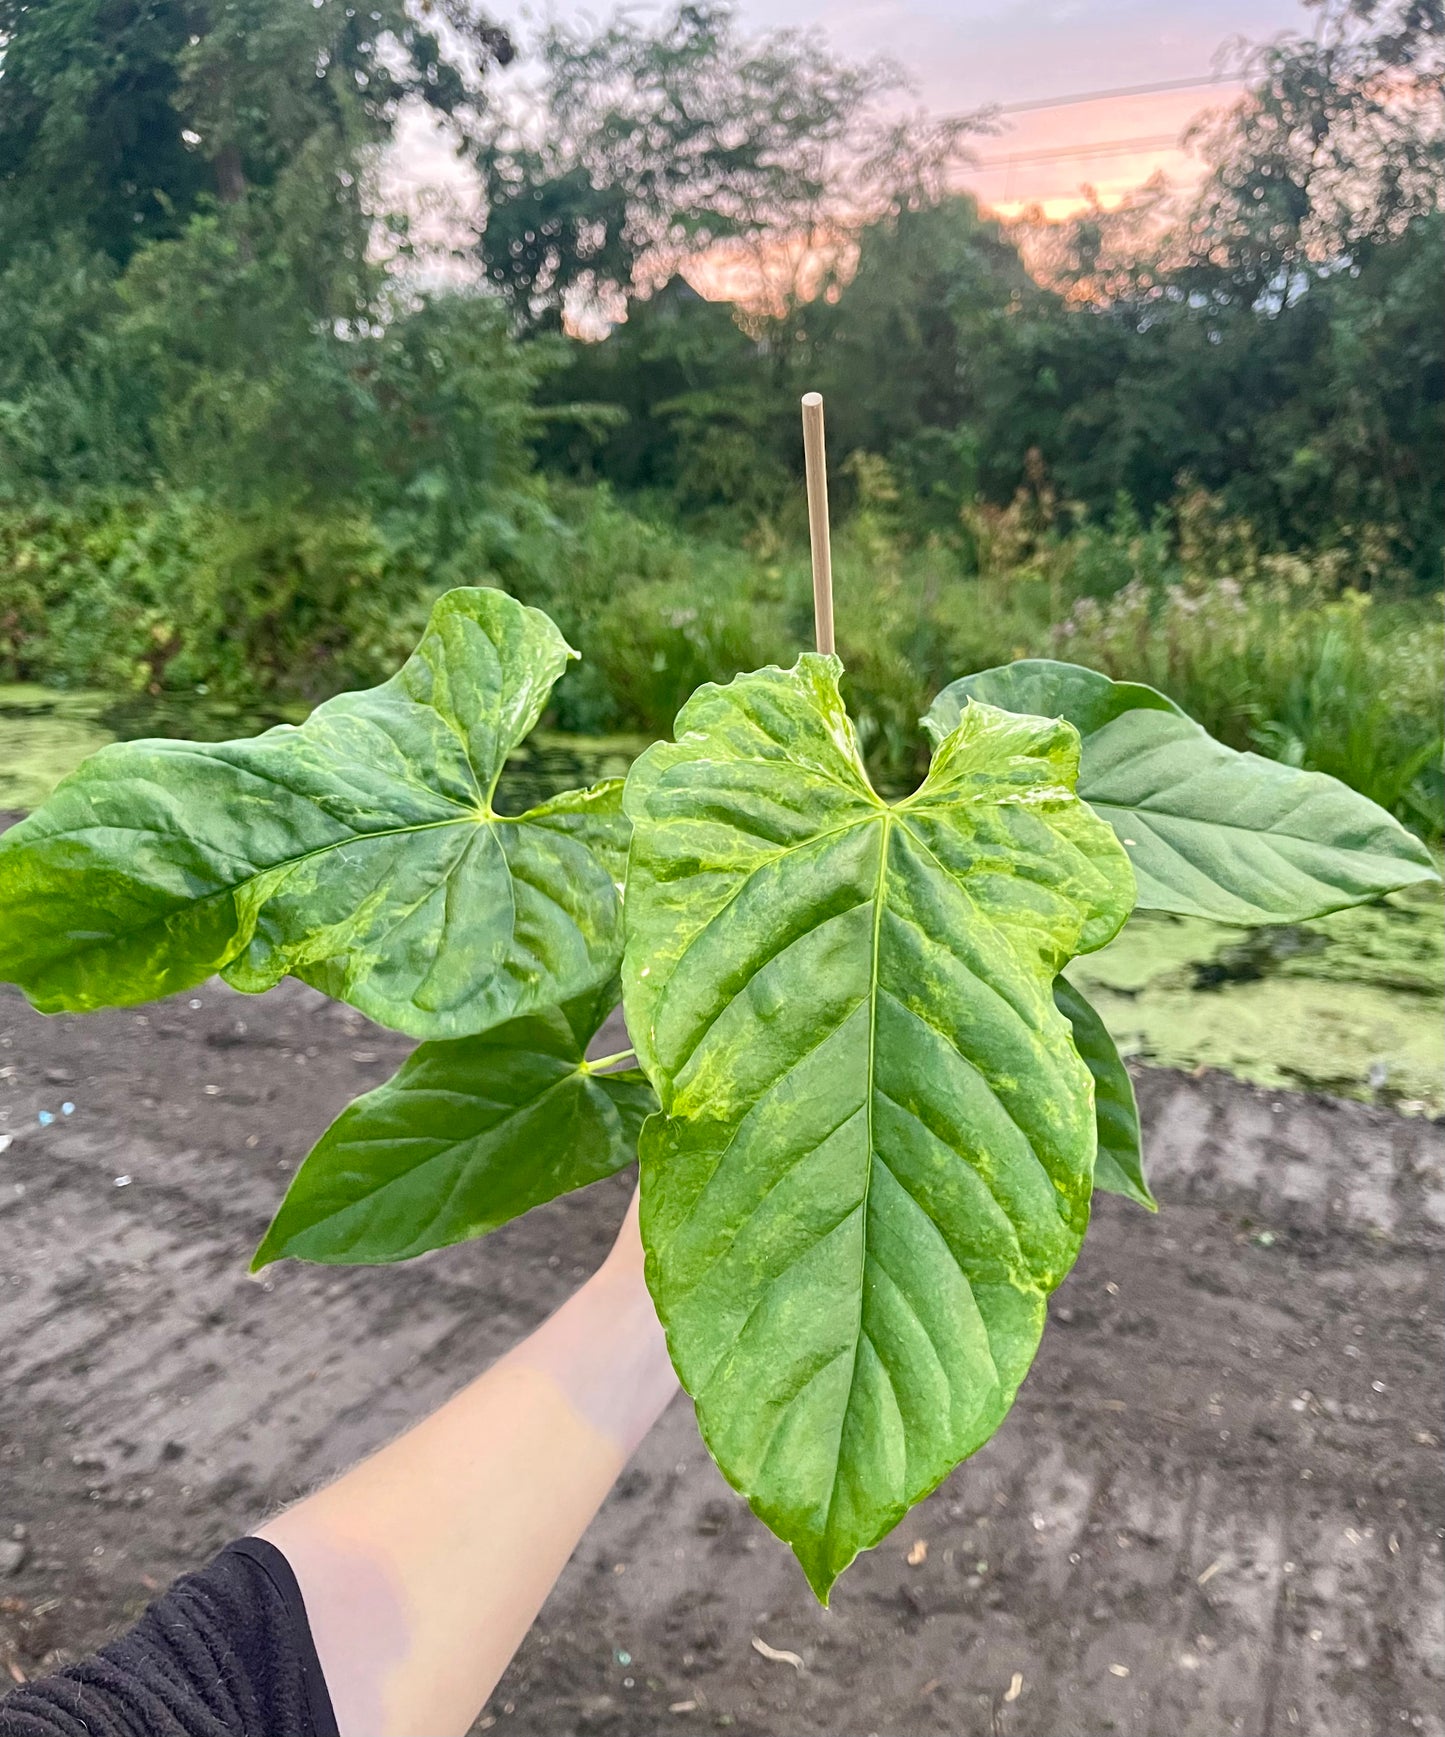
[257,1188,678,1737]
[0,1191,677,1737]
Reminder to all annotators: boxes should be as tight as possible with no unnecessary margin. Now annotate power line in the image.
[971,132,1189,171]
[993,73,1239,116]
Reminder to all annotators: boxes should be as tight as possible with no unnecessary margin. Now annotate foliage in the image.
[1181,0,1445,303]
[255,981,653,1265]
[1050,559,1445,836]
[926,659,1438,923]
[473,0,971,329]
[1053,976,1153,1211]
[0,590,628,1033]
[4,478,1439,841]
[0,589,1435,1595]
[0,0,1440,1610]
[0,491,442,699]
[531,0,1443,582]
[622,661,1133,1598]
[1,0,1439,736]
[0,0,512,265]
[528,488,1444,845]
[535,281,797,519]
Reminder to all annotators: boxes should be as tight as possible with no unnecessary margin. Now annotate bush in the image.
[2,482,1440,843]
[1053,570,1443,836]
[0,495,434,699]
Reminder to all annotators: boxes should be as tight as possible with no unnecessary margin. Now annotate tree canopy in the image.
[0,0,512,264]
[472,0,973,330]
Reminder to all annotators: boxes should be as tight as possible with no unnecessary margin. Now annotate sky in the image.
[386,0,1315,274]
[807,0,1313,215]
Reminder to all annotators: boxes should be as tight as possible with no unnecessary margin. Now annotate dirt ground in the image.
[1,933,1442,1734]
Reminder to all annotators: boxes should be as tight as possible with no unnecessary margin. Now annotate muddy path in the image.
[1,968,1443,1736]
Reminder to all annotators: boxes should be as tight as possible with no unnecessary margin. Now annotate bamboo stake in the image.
[801,392,835,655]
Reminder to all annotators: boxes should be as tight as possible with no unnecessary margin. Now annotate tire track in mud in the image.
[1,976,1442,1736]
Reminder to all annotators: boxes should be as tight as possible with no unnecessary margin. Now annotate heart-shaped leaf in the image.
[0,589,628,1036]
[253,981,653,1267]
[1053,974,1154,1211]
[925,659,1437,925]
[623,656,1135,1600]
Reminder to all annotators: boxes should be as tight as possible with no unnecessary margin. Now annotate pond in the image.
[0,681,649,817]
[3,682,1440,1114]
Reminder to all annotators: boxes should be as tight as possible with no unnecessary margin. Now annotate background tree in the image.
[1181,0,1444,307]
[473,0,973,331]
[0,0,512,265]
[0,0,1436,804]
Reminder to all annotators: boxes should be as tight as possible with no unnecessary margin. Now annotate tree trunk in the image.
[214,141,247,204]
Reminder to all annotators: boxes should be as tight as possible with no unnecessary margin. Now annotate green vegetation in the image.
[0,586,1432,1593]
[0,0,1439,1611]
[1,0,1440,843]
[5,681,1438,1117]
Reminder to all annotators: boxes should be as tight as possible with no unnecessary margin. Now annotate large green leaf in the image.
[0,589,628,1036]
[1053,974,1155,1211]
[253,980,653,1268]
[925,659,1438,925]
[622,655,1135,1600]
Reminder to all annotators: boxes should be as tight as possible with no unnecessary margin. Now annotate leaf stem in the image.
[584,1047,636,1072]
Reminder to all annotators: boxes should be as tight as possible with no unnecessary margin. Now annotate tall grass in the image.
[533,486,1443,837]
[2,481,1440,840]
[1052,578,1442,836]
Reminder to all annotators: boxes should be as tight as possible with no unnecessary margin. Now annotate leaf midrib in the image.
[1088,790,1424,858]
[37,792,589,971]
[822,811,892,1556]
[706,796,1049,1562]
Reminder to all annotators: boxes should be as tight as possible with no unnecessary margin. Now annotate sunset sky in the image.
[717,0,1311,214]
[389,0,1316,279]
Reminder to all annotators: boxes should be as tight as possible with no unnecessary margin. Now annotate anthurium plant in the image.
[1,587,1434,1599]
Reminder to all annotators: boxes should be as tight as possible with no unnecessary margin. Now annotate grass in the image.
[523,489,1443,838]
[2,481,1440,840]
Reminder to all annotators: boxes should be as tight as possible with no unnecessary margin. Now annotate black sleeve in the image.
[0,1538,339,1737]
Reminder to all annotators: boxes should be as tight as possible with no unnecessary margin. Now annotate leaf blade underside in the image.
[925,659,1438,926]
[624,656,1135,1599]
[0,589,629,1036]
[1053,974,1155,1211]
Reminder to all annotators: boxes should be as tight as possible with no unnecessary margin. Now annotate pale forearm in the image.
[259,1204,678,1737]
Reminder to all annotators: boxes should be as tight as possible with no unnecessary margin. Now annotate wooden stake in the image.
[801,391,835,655]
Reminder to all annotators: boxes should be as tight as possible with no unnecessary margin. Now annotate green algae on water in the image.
[1067,880,1445,1114]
